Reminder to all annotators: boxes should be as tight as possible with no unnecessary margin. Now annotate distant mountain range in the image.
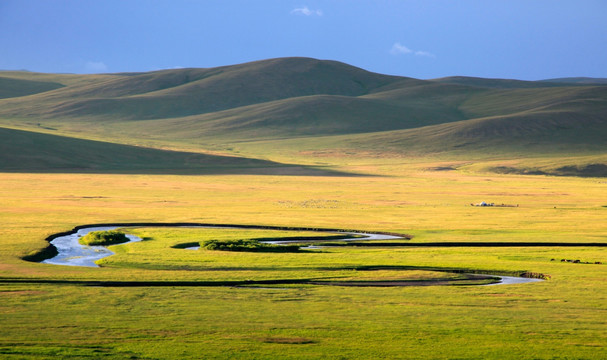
[1,57,605,175]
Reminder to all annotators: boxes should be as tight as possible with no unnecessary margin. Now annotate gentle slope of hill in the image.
[0,58,402,120]
[541,77,607,85]
[0,126,345,175]
[430,76,565,89]
[0,76,64,99]
[1,57,606,176]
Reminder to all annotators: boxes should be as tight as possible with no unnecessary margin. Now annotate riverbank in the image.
[37,223,546,286]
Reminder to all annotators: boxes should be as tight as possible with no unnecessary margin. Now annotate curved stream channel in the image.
[41,225,543,286]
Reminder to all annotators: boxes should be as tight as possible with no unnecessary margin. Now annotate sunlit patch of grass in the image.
[325,269,464,282]
[0,163,605,358]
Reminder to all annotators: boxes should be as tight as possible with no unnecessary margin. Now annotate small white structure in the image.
[472,201,495,207]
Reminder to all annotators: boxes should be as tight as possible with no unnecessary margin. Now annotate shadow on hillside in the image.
[489,164,607,178]
[0,127,367,176]
[0,164,366,177]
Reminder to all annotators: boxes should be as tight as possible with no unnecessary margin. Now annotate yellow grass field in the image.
[2,159,607,273]
[1,158,606,359]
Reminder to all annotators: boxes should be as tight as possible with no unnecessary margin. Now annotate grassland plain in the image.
[1,160,606,359]
[1,57,606,358]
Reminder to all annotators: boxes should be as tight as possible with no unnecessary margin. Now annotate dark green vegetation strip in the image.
[490,164,607,178]
[201,239,300,252]
[20,244,58,262]
[170,242,200,249]
[328,241,607,247]
[252,234,365,242]
[2,262,549,287]
[78,230,129,246]
[0,273,502,288]
[0,278,497,287]
[186,234,367,250]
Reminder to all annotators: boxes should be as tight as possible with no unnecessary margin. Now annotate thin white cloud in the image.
[291,6,323,16]
[84,61,108,73]
[390,42,412,55]
[415,50,435,58]
[390,42,435,58]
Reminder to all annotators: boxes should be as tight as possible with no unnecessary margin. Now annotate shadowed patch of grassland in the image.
[0,76,64,99]
[0,126,354,176]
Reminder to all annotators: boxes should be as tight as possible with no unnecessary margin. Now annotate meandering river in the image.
[41,224,543,286]
[42,226,142,267]
[42,225,400,267]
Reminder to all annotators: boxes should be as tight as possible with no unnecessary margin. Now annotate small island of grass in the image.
[201,239,300,252]
[79,230,130,246]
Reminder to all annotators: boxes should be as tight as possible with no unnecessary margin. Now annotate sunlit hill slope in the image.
[1,57,606,175]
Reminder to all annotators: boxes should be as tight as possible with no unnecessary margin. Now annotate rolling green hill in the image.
[0,126,343,175]
[0,58,402,120]
[0,76,64,99]
[541,77,607,85]
[1,57,606,175]
[430,76,564,89]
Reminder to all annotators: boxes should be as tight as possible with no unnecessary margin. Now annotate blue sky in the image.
[1,0,606,80]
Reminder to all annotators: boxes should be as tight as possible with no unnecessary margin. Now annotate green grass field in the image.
[1,58,606,358]
[1,164,605,359]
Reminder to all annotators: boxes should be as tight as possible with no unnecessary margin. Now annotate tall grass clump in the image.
[79,230,129,246]
[201,239,300,252]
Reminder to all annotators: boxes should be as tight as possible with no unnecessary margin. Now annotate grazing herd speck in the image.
[551,258,603,264]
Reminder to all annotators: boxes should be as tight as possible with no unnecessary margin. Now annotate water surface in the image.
[42,226,141,267]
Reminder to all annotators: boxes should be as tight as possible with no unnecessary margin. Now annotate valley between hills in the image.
[1,57,606,176]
